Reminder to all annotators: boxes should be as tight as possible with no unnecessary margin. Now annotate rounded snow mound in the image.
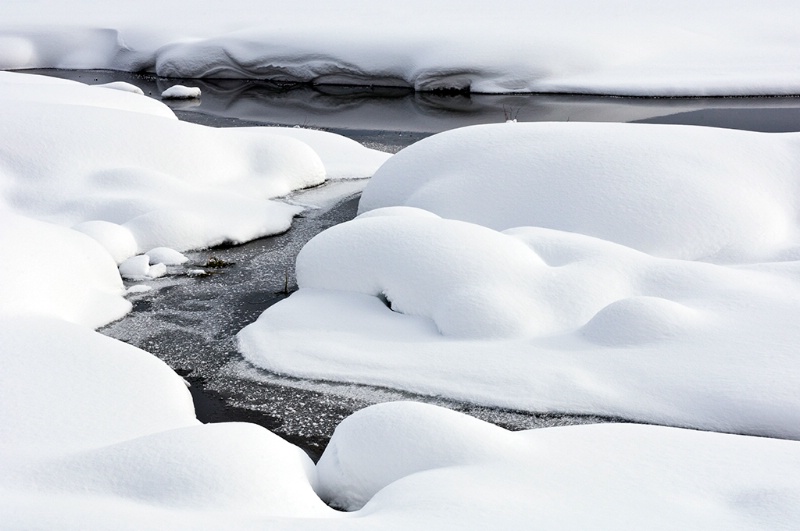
[581,296,703,346]
[161,85,201,99]
[73,220,138,264]
[316,401,513,510]
[359,122,800,263]
[297,207,549,338]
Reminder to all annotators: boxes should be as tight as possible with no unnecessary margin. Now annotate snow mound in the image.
[315,402,800,528]
[0,210,129,328]
[360,122,800,263]
[296,208,547,338]
[581,296,703,346]
[0,317,334,526]
[0,317,196,453]
[73,220,139,264]
[0,71,177,119]
[161,84,201,99]
[0,72,389,255]
[240,124,800,438]
[147,247,188,265]
[45,422,325,514]
[317,401,512,510]
[96,81,145,95]
[119,255,166,280]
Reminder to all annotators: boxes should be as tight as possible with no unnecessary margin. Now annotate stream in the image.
[27,69,800,459]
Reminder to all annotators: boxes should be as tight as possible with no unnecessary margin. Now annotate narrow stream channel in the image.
[28,69,800,459]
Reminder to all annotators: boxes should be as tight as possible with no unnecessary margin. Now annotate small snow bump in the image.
[161,85,201,99]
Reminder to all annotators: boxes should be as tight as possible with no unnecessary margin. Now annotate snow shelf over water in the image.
[2,0,800,95]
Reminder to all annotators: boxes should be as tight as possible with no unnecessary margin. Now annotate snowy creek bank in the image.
[101,185,614,460]
[45,69,799,457]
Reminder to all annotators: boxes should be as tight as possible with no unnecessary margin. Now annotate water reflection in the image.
[18,68,800,134]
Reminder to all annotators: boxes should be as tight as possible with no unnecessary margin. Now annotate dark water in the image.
[17,69,800,141]
[25,68,795,459]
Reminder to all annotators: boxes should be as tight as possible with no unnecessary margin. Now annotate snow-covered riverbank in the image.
[2,69,800,529]
[3,1,800,95]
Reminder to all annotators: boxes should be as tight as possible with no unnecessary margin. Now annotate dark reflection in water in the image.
[18,69,800,138]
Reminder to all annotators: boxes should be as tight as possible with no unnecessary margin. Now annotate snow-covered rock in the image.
[161,84,201,99]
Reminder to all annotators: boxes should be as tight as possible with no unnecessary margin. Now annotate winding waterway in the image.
[27,69,800,459]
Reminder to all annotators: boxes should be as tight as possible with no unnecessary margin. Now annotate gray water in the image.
[27,68,798,459]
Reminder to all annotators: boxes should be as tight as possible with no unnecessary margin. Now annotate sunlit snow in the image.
[2,8,800,525]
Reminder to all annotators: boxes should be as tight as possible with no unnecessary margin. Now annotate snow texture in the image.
[0,72,390,261]
[2,1,800,95]
[161,84,201,99]
[240,122,800,440]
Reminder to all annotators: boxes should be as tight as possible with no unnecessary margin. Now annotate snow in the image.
[0,71,390,259]
[161,84,201,99]
[0,210,130,329]
[359,122,800,263]
[0,318,335,527]
[239,122,800,439]
[3,13,800,526]
[2,1,800,95]
[315,402,800,529]
[147,247,189,265]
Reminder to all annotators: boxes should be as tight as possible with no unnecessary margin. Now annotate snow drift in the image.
[240,122,800,439]
[2,1,800,95]
[0,71,389,261]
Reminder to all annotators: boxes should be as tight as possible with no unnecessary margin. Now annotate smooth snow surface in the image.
[240,122,800,439]
[313,402,800,529]
[360,122,800,263]
[0,72,390,260]
[2,1,800,95]
[161,84,201,99]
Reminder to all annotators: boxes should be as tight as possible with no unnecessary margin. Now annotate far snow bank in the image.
[2,1,800,95]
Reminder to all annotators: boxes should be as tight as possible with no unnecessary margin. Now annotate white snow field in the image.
[239,122,800,440]
[2,42,800,529]
[0,71,389,262]
[1,0,800,95]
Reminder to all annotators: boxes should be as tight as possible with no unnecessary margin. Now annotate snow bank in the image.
[315,402,800,528]
[0,210,130,328]
[2,1,800,95]
[0,317,334,527]
[360,122,800,263]
[0,72,389,259]
[239,123,800,439]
